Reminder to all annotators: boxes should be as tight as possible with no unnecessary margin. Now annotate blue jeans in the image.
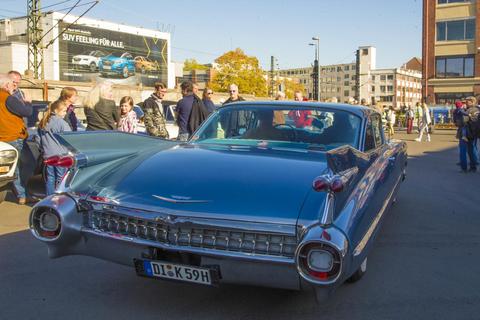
[6,138,26,198]
[459,139,478,171]
[46,165,67,196]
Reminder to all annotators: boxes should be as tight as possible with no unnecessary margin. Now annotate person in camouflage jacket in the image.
[142,82,169,139]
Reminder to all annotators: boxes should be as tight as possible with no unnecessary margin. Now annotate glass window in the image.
[372,76,376,81]
[446,57,464,77]
[464,57,474,77]
[380,85,386,93]
[437,19,476,41]
[193,106,362,150]
[435,55,474,78]
[344,90,349,96]
[387,75,394,80]
[466,19,475,39]
[344,81,350,86]
[380,75,386,80]
[364,121,375,151]
[447,20,465,40]
[344,66,349,71]
[436,59,446,77]
[437,22,446,41]
[387,86,394,92]
[371,115,383,147]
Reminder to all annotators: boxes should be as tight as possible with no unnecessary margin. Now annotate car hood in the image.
[102,56,127,62]
[90,144,329,225]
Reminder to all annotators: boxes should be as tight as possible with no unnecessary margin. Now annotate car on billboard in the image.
[134,56,160,74]
[72,50,108,72]
[99,52,135,78]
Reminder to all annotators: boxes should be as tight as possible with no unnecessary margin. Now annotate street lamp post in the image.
[309,36,320,101]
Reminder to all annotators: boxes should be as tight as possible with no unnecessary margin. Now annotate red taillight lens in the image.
[44,155,60,165]
[89,195,109,202]
[313,177,329,192]
[55,156,75,168]
[329,178,344,193]
[298,242,342,282]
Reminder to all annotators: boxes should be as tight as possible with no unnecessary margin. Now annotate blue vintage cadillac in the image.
[29,101,407,301]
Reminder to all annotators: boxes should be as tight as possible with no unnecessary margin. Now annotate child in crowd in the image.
[117,96,137,133]
[38,100,71,195]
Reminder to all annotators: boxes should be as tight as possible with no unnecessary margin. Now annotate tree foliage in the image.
[280,78,306,100]
[211,48,267,97]
[184,59,208,71]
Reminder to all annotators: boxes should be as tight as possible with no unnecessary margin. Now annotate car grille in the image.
[84,211,297,258]
[103,61,112,66]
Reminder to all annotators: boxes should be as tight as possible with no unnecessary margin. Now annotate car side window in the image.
[371,114,383,147]
[364,119,375,152]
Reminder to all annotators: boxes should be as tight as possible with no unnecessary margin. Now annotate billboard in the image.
[58,22,168,86]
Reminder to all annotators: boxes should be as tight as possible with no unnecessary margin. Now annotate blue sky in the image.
[1,0,422,69]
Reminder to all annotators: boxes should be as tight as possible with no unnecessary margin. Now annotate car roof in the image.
[220,100,375,118]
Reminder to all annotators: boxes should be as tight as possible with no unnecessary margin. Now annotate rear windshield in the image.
[192,105,362,150]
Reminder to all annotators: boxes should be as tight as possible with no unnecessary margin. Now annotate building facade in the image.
[278,46,421,107]
[423,0,480,104]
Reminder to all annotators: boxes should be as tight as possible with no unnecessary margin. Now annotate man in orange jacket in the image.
[0,74,32,204]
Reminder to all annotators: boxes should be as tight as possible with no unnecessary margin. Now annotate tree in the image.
[211,48,267,97]
[279,78,306,100]
[184,59,208,71]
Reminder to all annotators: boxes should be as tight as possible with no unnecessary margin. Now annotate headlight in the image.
[308,250,333,272]
[0,150,17,165]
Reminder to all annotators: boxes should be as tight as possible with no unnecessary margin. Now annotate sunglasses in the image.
[229,90,236,93]
[207,92,213,95]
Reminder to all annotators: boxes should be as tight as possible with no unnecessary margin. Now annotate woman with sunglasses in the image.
[202,87,216,114]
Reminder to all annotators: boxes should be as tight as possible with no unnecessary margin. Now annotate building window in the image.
[344,66,349,71]
[438,0,473,4]
[337,76,341,82]
[380,86,386,93]
[436,19,475,41]
[344,74,349,79]
[337,66,342,72]
[372,75,375,81]
[344,81,350,86]
[380,75,386,81]
[387,75,394,80]
[344,90,350,96]
[371,86,375,92]
[387,85,394,92]
[436,55,474,77]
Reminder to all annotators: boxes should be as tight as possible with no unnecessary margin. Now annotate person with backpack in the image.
[38,100,71,195]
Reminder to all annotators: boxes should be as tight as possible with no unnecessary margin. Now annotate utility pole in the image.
[270,56,275,98]
[27,0,44,79]
[309,36,320,101]
[354,49,360,102]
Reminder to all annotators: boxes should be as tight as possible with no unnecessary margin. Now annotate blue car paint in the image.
[98,53,135,77]
[30,102,408,294]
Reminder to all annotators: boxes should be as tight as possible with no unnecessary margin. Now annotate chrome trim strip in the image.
[152,195,211,204]
[81,228,296,265]
[320,193,334,226]
[353,175,402,256]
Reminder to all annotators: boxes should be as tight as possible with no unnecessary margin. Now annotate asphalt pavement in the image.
[0,130,479,320]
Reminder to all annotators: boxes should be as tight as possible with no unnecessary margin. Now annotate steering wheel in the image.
[274,123,298,141]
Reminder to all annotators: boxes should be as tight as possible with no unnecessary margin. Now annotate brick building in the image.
[423,0,480,104]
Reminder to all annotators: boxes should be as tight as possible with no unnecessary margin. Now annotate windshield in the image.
[192,105,362,150]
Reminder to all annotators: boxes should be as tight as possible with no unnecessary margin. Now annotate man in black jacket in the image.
[175,81,208,141]
[142,82,169,138]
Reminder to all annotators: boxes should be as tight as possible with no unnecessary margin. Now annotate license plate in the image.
[103,66,111,70]
[134,259,218,286]
[0,166,10,173]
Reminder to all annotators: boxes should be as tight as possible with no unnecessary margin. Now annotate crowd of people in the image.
[1,69,479,203]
